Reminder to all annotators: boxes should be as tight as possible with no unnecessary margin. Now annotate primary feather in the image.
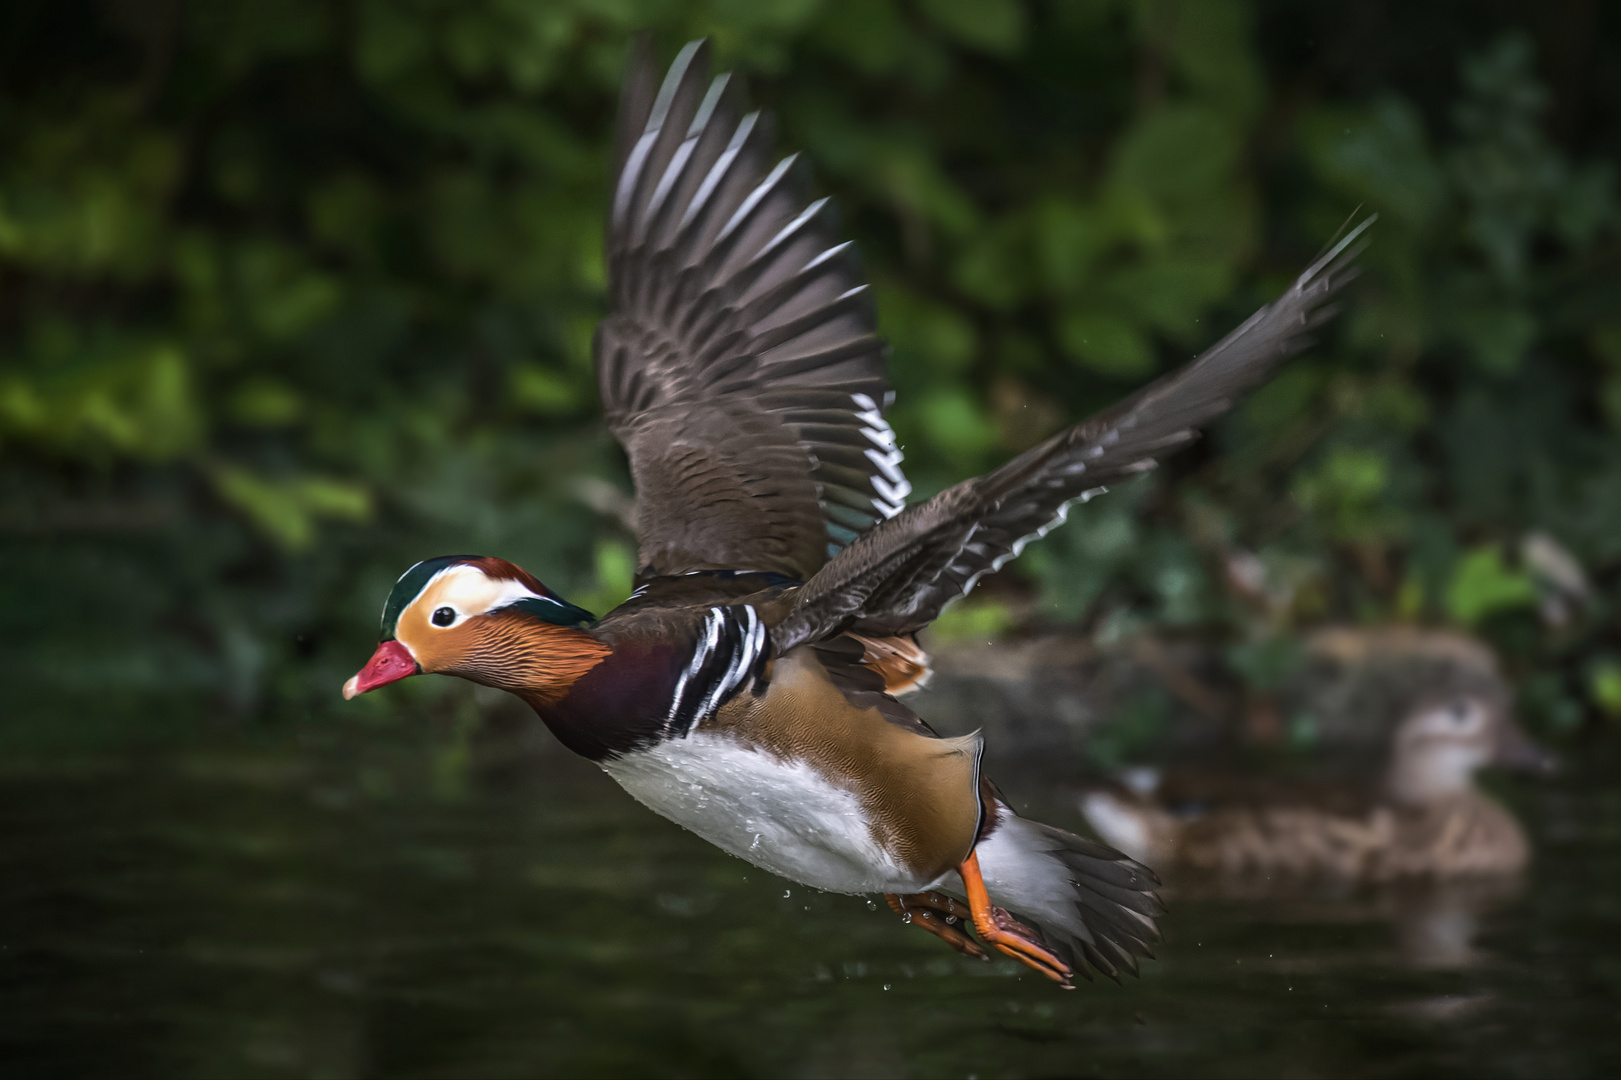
[597,40,910,582]
[772,217,1373,653]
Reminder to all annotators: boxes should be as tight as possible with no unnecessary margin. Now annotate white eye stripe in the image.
[423,565,547,619]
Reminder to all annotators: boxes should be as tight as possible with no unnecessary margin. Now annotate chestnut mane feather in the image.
[469,556,554,597]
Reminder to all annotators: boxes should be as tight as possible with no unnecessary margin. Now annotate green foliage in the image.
[1444,546,1538,626]
[1587,659,1621,721]
[929,598,1017,644]
[2,1,1619,739]
[1086,686,1172,770]
[210,465,372,552]
[1226,635,1305,695]
[1291,447,1395,545]
[575,538,637,619]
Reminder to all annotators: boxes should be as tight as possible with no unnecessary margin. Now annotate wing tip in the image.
[612,36,659,174]
[1299,210,1377,290]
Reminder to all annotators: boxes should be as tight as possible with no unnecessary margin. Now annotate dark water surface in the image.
[3,698,1618,1079]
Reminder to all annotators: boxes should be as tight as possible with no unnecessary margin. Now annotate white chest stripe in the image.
[664,605,767,735]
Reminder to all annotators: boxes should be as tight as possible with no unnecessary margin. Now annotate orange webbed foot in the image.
[886,892,987,959]
[958,852,1074,987]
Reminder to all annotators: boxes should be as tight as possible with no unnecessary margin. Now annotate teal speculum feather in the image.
[501,594,596,629]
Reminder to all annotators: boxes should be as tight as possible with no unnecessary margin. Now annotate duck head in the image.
[343,555,608,704]
[1386,693,1558,803]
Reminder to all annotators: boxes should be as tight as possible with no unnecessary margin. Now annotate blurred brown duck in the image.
[1082,693,1555,880]
[341,39,1369,986]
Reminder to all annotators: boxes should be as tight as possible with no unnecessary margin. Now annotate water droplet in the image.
[883,983,891,991]
[866,900,878,911]
[782,889,791,898]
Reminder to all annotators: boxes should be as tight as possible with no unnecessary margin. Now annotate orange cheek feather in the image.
[397,603,609,704]
[454,616,611,703]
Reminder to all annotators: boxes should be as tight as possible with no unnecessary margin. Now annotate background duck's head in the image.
[343,556,604,703]
[1387,693,1558,803]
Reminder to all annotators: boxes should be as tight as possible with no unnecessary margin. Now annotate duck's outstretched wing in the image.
[773,219,1373,652]
[597,39,907,582]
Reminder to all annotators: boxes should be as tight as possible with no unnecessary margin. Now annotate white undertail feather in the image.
[968,807,1161,978]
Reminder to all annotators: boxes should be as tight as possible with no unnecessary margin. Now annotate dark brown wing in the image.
[597,39,909,580]
[773,219,1373,650]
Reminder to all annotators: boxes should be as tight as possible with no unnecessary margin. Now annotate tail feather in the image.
[971,808,1162,982]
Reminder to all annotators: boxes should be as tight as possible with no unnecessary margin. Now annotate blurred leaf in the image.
[1035,199,1105,296]
[298,476,372,520]
[511,365,584,415]
[236,244,344,339]
[1227,635,1305,693]
[1302,100,1445,227]
[810,0,910,75]
[1086,687,1170,770]
[877,143,979,236]
[928,598,1015,643]
[1105,258,1233,340]
[1057,310,1153,377]
[1520,671,1585,734]
[228,379,304,428]
[952,217,1031,310]
[1161,1,1263,122]
[1292,446,1394,543]
[880,288,977,380]
[1455,305,1536,374]
[1553,162,1616,247]
[211,466,371,551]
[576,538,636,617]
[1396,573,1425,620]
[1109,105,1242,209]
[1027,495,1143,621]
[0,342,202,459]
[1236,365,1325,440]
[1360,380,1431,431]
[917,0,1025,55]
[914,387,999,468]
[1588,660,1621,720]
[356,0,432,84]
[1445,545,1537,625]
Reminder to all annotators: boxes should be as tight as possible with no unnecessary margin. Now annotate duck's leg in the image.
[957,851,1073,985]
[885,892,987,958]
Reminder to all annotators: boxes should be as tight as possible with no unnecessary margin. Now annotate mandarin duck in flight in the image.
[344,39,1370,987]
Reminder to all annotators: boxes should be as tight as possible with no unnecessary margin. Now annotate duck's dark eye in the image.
[1449,699,1471,723]
[431,606,457,627]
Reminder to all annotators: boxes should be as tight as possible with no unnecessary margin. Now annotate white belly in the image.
[601,731,932,894]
